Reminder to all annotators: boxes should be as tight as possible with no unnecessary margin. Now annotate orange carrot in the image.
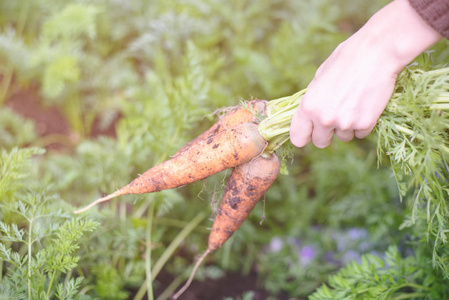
[172,153,280,299]
[174,99,267,156]
[208,153,280,250]
[74,123,267,214]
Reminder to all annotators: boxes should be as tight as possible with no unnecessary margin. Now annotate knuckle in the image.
[337,120,354,131]
[316,114,336,128]
[335,110,357,131]
[300,100,316,115]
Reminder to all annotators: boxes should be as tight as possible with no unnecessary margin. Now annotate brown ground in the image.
[6,86,118,151]
[155,269,283,300]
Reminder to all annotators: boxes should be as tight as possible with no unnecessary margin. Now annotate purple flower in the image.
[268,237,284,253]
[298,245,316,266]
[359,241,371,252]
[347,228,368,241]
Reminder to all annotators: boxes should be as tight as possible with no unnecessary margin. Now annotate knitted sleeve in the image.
[408,0,449,39]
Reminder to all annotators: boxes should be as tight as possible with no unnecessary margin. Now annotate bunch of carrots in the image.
[74,66,449,298]
[75,98,283,298]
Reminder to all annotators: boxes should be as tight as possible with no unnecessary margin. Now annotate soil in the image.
[5,87,293,300]
[5,86,118,151]
[7,89,71,136]
[154,269,291,300]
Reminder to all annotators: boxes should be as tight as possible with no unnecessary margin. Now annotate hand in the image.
[290,37,399,148]
[289,0,442,148]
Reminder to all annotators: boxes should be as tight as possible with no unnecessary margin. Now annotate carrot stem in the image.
[257,90,305,152]
[395,124,449,156]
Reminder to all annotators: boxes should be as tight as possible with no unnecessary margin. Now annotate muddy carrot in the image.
[174,99,267,156]
[74,123,267,214]
[172,153,280,299]
[207,153,280,250]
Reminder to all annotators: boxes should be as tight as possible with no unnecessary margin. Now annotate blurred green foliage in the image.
[1,0,448,299]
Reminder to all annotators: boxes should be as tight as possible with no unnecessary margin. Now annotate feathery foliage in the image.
[1,147,99,299]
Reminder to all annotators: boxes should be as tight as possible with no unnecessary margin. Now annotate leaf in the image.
[55,277,84,300]
[41,218,99,274]
[0,27,30,72]
[42,55,80,100]
[0,147,45,199]
[0,107,38,150]
[42,3,99,42]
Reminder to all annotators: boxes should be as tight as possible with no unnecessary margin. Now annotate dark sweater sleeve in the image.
[408,0,449,39]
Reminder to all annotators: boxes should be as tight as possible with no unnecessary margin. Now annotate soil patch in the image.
[6,87,119,151]
[155,269,291,300]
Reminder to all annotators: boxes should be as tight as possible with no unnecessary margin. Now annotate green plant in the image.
[0,147,99,299]
[310,245,449,300]
[0,107,37,150]
[375,65,449,275]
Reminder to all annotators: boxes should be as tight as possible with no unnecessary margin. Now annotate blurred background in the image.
[1,0,449,299]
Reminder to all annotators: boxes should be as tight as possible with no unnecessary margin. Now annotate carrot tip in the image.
[73,190,123,214]
[172,248,211,300]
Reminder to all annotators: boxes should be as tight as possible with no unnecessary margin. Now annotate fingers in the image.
[290,104,376,148]
[306,123,359,148]
[335,129,355,142]
[290,101,335,148]
[311,123,334,148]
[290,107,313,147]
[290,107,337,149]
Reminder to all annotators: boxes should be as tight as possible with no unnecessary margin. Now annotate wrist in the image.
[351,0,442,73]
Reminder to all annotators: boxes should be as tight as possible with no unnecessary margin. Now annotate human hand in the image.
[289,39,399,148]
[289,0,442,148]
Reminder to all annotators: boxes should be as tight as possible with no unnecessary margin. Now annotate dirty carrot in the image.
[208,153,280,250]
[172,153,280,299]
[174,99,267,156]
[74,122,267,214]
